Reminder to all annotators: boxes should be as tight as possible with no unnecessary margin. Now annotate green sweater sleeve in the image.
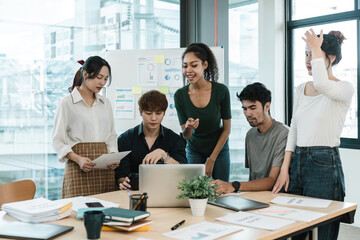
[174,86,188,125]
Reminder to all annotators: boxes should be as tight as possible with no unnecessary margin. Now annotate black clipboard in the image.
[208,195,269,211]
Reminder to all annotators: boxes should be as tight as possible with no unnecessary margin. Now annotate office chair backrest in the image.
[0,180,36,208]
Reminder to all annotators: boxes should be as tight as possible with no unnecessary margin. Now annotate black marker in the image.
[171,220,185,231]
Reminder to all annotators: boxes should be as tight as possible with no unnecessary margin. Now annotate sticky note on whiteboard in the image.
[132,86,142,95]
[158,86,169,95]
[154,55,165,63]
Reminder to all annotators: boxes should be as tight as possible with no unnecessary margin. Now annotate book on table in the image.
[102,219,152,231]
[102,207,150,223]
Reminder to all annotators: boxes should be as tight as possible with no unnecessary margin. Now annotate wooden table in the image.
[0,191,357,240]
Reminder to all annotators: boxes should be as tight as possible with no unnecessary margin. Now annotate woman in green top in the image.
[174,43,232,181]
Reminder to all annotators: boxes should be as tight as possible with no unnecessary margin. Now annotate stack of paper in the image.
[1,197,72,223]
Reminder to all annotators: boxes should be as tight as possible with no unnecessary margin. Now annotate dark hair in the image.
[237,82,271,109]
[320,31,346,66]
[69,56,112,92]
[182,43,218,83]
[138,90,168,112]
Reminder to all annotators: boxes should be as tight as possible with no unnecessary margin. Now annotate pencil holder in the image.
[129,193,148,211]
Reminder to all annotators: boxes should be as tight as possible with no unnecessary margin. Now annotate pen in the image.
[127,189,132,198]
[133,192,147,210]
[171,220,185,231]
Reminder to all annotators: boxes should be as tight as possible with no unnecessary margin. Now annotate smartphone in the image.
[85,202,104,208]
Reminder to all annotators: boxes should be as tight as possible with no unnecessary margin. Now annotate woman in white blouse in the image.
[272,29,354,240]
[52,56,118,198]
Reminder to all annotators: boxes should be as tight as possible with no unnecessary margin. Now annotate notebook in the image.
[103,219,152,231]
[0,222,74,240]
[208,195,269,211]
[139,164,205,207]
[102,207,150,223]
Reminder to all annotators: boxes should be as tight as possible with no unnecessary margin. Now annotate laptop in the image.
[139,164,205,207]
[208,195,269,211]
[0,222,74,240]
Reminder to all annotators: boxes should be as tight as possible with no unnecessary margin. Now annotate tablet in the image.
[208,195,269,211]
[0,222,74,240]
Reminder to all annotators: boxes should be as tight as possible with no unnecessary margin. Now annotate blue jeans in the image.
[288,146,345,240]
[186,142,230,182]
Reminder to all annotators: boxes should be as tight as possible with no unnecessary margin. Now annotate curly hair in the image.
[182,43,218,83]
[138,90,168,112]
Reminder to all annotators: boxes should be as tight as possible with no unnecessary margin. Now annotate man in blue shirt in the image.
[115,90,187,190]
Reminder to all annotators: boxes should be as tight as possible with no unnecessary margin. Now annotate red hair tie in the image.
[77,60,85,65]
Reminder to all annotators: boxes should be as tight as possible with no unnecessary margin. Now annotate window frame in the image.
[286,0,360,149]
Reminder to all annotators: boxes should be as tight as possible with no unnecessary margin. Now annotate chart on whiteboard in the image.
[137,55,183,88]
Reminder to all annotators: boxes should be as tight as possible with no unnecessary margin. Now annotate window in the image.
[0,0,180,199]
[228,0,259,181]
[291,0,354,20]
[287,1,359,148]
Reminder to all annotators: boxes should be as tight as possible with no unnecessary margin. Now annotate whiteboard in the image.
[105,46,224,135]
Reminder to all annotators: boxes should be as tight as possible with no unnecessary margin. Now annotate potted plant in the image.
[177,175,219,216]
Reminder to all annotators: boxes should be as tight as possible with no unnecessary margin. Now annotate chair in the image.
[0,180,36,208]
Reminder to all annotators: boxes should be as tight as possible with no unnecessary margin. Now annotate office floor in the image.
[338,223,360,239]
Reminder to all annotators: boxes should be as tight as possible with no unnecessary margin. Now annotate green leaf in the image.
[176,175,218,200]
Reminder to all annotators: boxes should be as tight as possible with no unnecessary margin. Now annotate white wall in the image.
[258,0,285,121]
[259,0,359,226]
[341,148,360,226]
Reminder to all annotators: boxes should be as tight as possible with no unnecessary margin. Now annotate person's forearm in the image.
[166,158,179,164]
[281,151,293,171]
[65,152,81,164]
[182,127,193,140]
[240,177,276,191]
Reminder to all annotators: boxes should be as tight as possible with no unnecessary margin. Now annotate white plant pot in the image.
[189,198,208,216]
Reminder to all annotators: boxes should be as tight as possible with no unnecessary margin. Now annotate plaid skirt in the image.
[62,142,117,198]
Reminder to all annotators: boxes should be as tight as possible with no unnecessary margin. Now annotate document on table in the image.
[255,205,327,222]
[92,151,131,169]
[163,221,242,240]
[271,196,332,208]
[216,212,296,231]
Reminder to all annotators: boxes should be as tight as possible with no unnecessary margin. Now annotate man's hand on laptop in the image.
[211,179,235,194]
[119,177,131,190]
[142,149,167,164]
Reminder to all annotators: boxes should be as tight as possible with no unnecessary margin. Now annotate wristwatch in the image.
[162,152,171,163]
[232,181,241,192]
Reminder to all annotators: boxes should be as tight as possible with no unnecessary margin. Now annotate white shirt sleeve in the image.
[311,58,354,104]
[105,98,118,153]
[52,99,72,162]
